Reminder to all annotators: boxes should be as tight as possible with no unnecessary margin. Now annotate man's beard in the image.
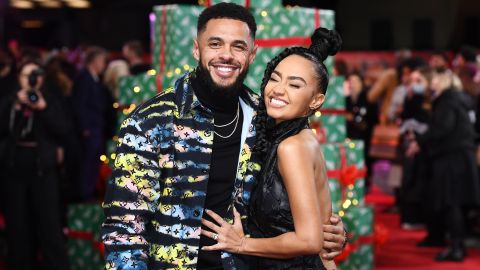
[196,60,249,99]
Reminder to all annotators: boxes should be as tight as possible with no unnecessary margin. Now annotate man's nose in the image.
[218,46,234,61]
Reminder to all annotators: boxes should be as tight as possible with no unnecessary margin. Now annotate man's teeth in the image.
[217,67,233,72]
[271,98,288,106]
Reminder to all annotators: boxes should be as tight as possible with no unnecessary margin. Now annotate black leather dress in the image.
[249,117,326,270]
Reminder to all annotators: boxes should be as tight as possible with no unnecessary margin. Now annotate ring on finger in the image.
[212,233,219,241]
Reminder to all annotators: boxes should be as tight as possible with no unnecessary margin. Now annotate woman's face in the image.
[18,63,43,90]
[264,54,324,124]
[409,70,428,94]
[348,74,363,95]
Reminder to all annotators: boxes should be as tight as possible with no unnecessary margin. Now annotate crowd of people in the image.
[1,3,480,268]
[340,46,480,261]
[0,40,151,269]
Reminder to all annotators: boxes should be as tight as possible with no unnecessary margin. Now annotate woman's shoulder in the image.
[277,129,320,158]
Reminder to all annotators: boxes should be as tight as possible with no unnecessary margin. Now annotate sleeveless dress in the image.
[249,117,326,270]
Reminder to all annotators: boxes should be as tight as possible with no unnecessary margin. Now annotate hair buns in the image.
[309,28,342,61]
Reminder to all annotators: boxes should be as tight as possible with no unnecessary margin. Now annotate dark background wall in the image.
[1,0,479,51]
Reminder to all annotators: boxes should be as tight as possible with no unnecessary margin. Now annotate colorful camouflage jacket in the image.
[101,71,261,270]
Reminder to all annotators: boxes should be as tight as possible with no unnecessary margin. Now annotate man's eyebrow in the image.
[232,40,248,47]
[207,37,223,42]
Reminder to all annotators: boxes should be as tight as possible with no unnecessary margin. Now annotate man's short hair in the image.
[85,46,107,65]
[124,40,144,57]
[197,2,257,38]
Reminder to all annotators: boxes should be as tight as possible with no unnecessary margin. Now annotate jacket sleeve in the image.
[101,113,162,270]
[417,101,456,147]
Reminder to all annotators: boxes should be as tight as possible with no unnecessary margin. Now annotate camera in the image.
[26,68,44,103]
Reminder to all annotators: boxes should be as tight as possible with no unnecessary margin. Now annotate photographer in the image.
[0,60,70,270]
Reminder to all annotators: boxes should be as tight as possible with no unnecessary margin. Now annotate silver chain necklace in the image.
[214,103,240,139]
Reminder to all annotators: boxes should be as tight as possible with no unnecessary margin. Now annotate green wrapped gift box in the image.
[118,72,159,106]
[323,76,345,110]
[66,204,105,270]
[150,4,335,93]
[309,76,346,143]
[339,206,374,270]
[321,140,366,212]
[151,5,203,75]
[203,0,282,9]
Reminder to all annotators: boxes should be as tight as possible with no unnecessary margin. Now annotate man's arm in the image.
[322,215,347,260]
[101,115,162,270]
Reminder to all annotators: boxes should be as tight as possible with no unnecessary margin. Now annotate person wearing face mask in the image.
[398,67,431,230]
[345,72,378,191]
[406,70,480,262]
[0,60,70,270]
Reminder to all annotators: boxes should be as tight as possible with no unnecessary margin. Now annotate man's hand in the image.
[322,214,347,260]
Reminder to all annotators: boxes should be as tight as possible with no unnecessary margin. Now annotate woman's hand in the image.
[201,208,247,254]
[16,88,47,111]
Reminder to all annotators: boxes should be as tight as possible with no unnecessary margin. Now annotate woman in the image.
[407,70,480,261]
[200,28,342,269]
[0,60,70,270]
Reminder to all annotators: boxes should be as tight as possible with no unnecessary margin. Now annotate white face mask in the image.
[411,83,425,94]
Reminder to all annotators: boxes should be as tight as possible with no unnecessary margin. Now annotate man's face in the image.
[92,54,107,75]
[193,18,257,92]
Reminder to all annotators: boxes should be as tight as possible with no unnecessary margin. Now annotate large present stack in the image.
[66,204,105,270]
[112,1,375,269]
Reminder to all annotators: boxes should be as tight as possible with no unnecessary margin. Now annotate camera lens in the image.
[27,90,39,103]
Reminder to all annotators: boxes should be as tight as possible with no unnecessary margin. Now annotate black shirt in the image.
[192,74,243,270]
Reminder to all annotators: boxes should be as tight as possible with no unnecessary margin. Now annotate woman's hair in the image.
[254,27,342,158]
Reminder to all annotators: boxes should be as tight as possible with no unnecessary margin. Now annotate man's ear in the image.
[193,39,200,61]
[248,44,258,65]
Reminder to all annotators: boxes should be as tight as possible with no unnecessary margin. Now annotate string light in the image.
[133,86,141,93]
[261,10,268,17]
[113,102,119,109]
[183,64,190,71]
[315,111,321,117]
[110,153,116,160]
[338,210,345,217]
[147,69,157,76]
[175,68,181,74]
[100,155,107,162]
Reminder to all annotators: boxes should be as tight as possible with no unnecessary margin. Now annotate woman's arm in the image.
[202,137,324,259]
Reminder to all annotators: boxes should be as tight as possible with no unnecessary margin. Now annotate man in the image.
[123,40,151,75]
[73,46,114,201]
[102,3,345,270]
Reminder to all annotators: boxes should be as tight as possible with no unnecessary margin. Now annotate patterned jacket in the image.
[102,71,261,270]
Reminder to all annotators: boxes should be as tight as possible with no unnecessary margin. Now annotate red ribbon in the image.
[319,108,347,115]
[255,37,311,48]
[334,224,389,263]
[160,7,167,74]
[315,8,321,28]
[65,229,105,256]
[326,144,367,188]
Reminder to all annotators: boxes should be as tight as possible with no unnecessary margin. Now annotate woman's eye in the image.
[269,77,278,82]
[290,84,301,89]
